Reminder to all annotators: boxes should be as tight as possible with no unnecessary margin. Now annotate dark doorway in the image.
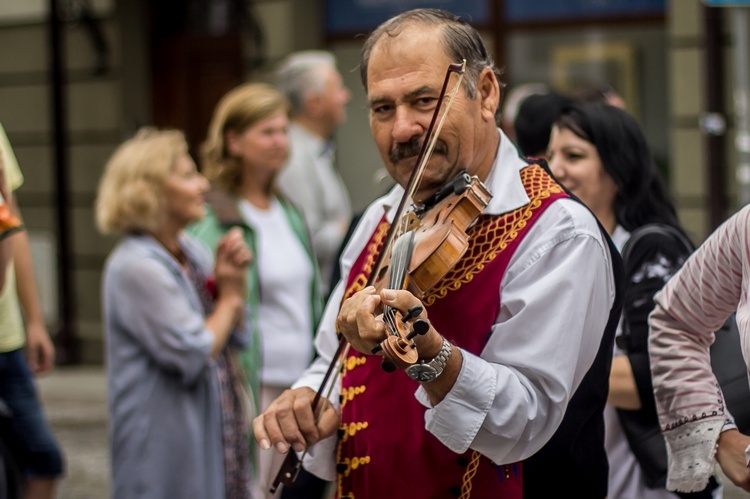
[148,0,258,158]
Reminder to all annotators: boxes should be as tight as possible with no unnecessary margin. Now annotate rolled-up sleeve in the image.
[649,205,750,492]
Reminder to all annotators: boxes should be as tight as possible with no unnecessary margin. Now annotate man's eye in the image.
[416,97,436,107]
[372,104,392,114]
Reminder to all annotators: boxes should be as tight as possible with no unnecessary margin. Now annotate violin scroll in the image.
[371,305,430,372]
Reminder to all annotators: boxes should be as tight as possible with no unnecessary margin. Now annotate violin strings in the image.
[383,233,409,336]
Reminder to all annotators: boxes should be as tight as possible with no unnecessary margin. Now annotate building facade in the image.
[0,0,739,362]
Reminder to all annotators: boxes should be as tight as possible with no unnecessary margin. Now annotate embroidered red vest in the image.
[335,165,568,499]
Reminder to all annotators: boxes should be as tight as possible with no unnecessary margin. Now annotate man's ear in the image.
[477,68,500,122]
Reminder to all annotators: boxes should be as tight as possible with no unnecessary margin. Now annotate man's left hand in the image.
[336,286,386,355]
[336,286,442,358]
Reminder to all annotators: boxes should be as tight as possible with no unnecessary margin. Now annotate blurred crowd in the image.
[2,6,750,499]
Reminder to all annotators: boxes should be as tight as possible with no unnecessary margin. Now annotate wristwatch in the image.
[405,337,452,382]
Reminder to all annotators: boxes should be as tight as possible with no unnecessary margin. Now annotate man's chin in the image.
[390,157,453,193]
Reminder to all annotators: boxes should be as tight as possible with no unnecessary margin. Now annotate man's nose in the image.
[392,107,423,144]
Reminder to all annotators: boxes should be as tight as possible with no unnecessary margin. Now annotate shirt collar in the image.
[380,128,531,221]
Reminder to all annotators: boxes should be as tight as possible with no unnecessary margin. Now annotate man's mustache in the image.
[389,137,448,163]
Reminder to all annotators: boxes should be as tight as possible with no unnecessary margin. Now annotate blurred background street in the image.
[34,366,749,499]
[37,366,109,499]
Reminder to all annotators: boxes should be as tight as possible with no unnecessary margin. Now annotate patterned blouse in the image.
[649,205,750,492]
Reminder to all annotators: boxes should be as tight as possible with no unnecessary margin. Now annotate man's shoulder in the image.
[278,141,319,189]
[540,197,604,239]
[287,125,324,161]
[511,197,609,264]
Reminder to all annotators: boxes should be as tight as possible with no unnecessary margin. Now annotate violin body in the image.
[408,174,492,296]
[374,173,492,370]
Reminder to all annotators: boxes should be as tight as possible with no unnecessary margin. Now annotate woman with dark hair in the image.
[548,102,719,498]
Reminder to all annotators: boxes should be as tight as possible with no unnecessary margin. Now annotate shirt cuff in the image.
[722,417,737,433]
[302,434,337,481]
[664,418,724,493]
[417,348,496,454]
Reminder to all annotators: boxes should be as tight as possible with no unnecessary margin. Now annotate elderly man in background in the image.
[275,51,352,294]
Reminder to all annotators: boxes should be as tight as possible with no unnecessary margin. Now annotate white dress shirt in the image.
[294,129,616,480]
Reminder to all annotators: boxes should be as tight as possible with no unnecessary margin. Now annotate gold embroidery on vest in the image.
[336,453,372,497]
[336,219,387,499]
[424,165,562,306]
[342,220,389,302]
[345,355,367,374]
[338,456,371,480]
[339,421,369,444]
[459,451,482,499]
[340,385,366,411]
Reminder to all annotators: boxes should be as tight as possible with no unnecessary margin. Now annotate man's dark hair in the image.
[359,8,502,100]
[514,92,573,158]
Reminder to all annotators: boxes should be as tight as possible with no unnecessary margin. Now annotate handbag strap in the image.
[616,223,693,353]
[620,223,693,266]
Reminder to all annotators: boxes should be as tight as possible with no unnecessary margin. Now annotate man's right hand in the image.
[253,387,340,454]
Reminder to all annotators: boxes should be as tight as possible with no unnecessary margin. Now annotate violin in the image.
[371,170,491,371]
[270,59,493,493]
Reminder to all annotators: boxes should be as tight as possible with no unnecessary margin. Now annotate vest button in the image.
[449,485,461,496]
[457,457,469,467]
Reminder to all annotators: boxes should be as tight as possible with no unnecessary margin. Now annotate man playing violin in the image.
[254,8,621,498]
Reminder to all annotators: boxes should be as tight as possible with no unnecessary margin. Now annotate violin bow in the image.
[371,59,467,279]
[270,59,467,494]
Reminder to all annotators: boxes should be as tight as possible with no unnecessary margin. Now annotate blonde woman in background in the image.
[189,83,324,499]
[97,129,252,499]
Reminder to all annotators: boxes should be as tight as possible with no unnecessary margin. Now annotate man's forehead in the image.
[371,25,445,58]
[367,38,450,98]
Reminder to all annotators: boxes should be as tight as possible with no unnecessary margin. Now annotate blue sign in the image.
[325,0,490,36]
[702,0,750,5]
[506,0,665,22]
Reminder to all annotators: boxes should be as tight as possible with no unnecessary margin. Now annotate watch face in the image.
[406,364,438,382]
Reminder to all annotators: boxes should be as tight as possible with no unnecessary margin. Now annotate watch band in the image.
[405,336,452,382]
